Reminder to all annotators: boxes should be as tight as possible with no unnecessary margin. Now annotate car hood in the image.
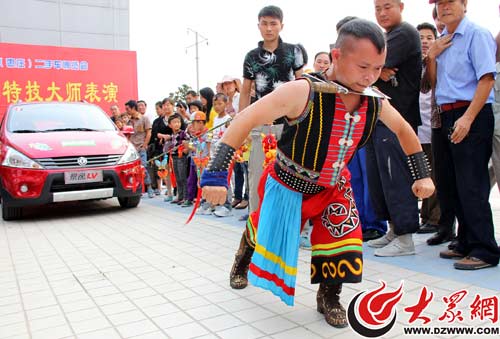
[7,131,130,158]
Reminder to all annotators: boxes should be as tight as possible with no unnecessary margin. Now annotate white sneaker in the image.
[213,206,232,217]
[374,234,415,257]
[367,229,395,248]
[196,203,213,215]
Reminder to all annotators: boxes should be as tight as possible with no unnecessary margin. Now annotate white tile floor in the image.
[0,191,499,339]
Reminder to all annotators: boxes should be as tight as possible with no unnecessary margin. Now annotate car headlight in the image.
[2,146,44,169]
[118,143,140,164]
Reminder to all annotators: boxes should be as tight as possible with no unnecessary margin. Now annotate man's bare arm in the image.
[201,80,309,205]
[218,79,310,150]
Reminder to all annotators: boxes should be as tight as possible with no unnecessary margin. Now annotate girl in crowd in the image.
[219,75,241,116]
[200,87,216,129]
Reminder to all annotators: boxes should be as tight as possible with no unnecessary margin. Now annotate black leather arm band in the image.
[407,151,431,181]
[206,142,236,172]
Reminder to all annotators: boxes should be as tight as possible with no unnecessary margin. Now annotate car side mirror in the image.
[121,125,134,135]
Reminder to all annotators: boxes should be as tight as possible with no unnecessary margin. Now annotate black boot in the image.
[316,282,348,328]
[229,233,254,289]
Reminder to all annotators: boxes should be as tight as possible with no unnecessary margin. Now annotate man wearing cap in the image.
[427,0,500,270]
[240,5,307,217]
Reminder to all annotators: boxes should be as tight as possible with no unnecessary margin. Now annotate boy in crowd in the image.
[163,114,190,205]
[185,111,211,208]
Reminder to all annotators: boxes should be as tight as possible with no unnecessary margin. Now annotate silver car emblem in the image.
[77,157,88,167]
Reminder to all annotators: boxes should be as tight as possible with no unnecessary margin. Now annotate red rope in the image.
[169,151,177,188]
[185,185,203,225]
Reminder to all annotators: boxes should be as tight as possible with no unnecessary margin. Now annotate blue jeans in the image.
[139,149,152,186]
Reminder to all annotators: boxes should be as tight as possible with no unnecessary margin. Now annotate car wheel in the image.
[118,195,141,208]
[2,202,22,221]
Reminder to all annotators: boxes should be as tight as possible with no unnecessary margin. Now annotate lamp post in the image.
[186,28,208,93]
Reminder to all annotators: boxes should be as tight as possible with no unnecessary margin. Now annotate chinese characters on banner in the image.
[0,42,138,119]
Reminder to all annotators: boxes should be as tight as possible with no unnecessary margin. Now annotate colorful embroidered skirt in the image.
[246,165,363,306]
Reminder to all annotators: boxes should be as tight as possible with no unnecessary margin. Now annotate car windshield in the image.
[7,103,116,133]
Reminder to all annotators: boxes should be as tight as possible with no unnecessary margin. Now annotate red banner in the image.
[0,42,138,120]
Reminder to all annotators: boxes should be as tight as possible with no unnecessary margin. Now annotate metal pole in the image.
[195,32,199,93]
[186,28,208,94]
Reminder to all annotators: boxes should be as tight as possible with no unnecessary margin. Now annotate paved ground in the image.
[0,190,499,339]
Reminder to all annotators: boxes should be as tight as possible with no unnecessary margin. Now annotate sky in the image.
[130,0,499,117]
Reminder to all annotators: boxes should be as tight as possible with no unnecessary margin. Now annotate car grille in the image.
[37,155,121,169]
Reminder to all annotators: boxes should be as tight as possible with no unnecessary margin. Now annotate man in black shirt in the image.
[366,0,422,256]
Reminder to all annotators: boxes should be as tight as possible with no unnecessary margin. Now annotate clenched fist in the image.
[202,186,228,206]
[411,178,435,199]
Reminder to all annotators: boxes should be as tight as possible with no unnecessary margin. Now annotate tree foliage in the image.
[168,84,193,103]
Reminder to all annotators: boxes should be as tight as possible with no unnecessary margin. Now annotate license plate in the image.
[64,170,103,184]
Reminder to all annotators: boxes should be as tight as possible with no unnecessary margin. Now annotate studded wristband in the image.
[407,152,431,181]
[206,142,236,172]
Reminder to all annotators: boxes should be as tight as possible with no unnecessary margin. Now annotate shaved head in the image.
[335,19,386,55]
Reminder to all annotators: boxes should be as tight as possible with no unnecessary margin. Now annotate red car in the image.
[0,102,143,220]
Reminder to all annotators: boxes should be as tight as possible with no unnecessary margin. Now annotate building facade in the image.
[0,0,129,50]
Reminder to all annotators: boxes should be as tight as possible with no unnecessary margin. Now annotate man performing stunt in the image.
[201,19,434,328]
